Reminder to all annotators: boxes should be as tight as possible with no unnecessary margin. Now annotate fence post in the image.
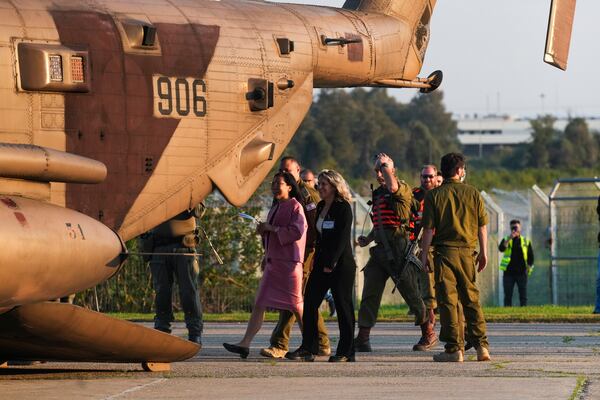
[481,191,503,306]
[548,181,561,305]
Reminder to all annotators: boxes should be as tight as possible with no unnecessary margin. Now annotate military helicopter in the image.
[0,0,575,369]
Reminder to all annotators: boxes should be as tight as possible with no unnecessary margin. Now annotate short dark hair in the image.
[280,156,298,165]
[440,152,466,179]
[510,219,521,226]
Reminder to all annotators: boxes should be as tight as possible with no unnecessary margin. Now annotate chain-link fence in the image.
[548,178,599,305]
[487,181,599,306]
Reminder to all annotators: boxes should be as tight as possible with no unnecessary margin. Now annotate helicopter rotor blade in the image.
[544,0,576,70]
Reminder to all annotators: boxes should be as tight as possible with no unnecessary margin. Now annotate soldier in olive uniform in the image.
[144,205,204,345]
[260,157,331,359]
[420,153,490,362]
[409,164,439,351]
[354,153,428,352]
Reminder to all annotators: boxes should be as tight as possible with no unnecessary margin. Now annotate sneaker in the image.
[318,347,331,357]
[476,346,491,361]
[433,350,463,362]
[260,347,287,359]
[354,338,372,352]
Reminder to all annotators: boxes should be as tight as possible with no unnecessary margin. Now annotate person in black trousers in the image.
[499,219,534,307]
[286,169,357,362]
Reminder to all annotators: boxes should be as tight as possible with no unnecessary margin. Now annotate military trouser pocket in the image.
[432,249,444,284]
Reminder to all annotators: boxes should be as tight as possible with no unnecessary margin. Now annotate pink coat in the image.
[264,198,307,263]
[255,198,307,313]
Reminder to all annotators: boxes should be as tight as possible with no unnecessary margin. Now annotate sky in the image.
[274,0,600,118]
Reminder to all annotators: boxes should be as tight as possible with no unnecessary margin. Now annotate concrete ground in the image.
[1,322,599,399]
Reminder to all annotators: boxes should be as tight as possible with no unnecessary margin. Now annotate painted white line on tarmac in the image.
[102,378,167,399]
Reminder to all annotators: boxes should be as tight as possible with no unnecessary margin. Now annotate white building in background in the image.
[456,115,600,157]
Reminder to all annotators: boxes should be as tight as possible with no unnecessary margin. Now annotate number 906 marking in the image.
[153,76,207,118]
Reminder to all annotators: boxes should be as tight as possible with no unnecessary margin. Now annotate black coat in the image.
[313,200,356,272]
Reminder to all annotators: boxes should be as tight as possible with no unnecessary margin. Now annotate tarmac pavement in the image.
[1,321,599,399]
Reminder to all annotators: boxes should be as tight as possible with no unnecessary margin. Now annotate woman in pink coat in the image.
[224,171,307,358]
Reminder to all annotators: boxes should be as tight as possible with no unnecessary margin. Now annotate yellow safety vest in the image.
[500,236,534,276]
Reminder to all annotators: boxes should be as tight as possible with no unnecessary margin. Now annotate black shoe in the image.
[354,338,372,352]
[189,335,202,348]
[285,348,315,362]
[328,354,355,362]
[223,343,249,359]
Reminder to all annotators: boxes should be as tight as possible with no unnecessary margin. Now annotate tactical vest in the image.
[371,187,402,230]
[500,235,533,275]
[409,187,425,241]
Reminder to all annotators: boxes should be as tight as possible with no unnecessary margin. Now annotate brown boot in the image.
[413,309,438,351]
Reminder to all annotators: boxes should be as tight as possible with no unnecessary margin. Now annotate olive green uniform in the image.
[419,251,436,309]
[269,181,330,352]
[422,179,489,352]
[358,180,427,328]
[410,189,437,310]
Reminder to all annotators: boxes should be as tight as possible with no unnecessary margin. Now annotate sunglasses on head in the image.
[421,174,435,179]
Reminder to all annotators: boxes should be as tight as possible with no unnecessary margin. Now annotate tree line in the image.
[287,89,600,191]
[287,88,459,184]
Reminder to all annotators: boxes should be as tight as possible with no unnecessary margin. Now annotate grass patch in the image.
[568,376,587,400]
[562,336,575,344]
[109,305,600,323]
[491,361,509,369]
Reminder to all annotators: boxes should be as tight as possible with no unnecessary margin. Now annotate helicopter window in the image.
[415,5,431,52]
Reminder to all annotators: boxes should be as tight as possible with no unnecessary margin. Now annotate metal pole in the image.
[549,181,560,305]
[480,191,503,306]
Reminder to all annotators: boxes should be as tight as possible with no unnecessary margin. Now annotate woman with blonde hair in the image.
[286,169,357,362]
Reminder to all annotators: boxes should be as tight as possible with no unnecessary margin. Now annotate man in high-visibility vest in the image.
[498,220,534,307]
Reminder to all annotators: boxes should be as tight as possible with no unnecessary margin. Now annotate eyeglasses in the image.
[510,226,519,231]
[421,174,435,179]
